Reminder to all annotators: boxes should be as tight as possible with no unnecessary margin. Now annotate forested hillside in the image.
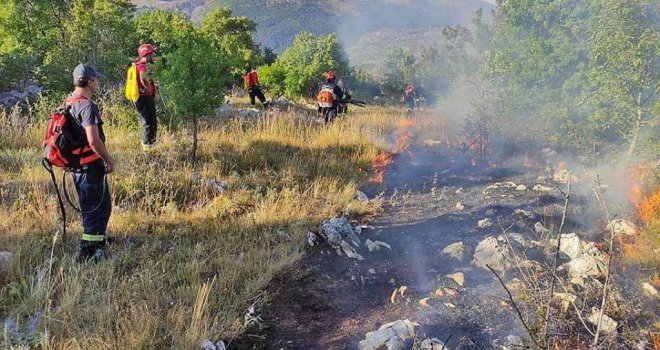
[133,0,494,59]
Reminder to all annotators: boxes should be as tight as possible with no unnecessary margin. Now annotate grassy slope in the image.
[0,95,406,348]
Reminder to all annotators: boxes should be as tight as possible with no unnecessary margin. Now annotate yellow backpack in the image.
[125,64,139,102]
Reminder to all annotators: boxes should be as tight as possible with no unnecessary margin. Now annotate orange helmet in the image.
[325,71,336,80]
[138,43,156,58]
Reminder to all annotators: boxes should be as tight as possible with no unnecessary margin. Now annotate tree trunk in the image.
[190,115,198,164]
[626,92,644,158]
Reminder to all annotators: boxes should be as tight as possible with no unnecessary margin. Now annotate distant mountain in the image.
[132,0,494,71]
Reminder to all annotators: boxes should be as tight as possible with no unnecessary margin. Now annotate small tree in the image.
[258,32,349,98]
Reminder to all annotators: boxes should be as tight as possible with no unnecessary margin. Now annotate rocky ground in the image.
[233,115,658,350]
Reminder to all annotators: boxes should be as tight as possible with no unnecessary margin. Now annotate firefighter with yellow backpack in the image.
[126,43,160,152]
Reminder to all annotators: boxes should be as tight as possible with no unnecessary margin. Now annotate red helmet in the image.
[325,71,336,80]
[138,43,156,58]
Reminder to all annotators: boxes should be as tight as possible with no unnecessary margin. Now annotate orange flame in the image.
[369,152,394,183]
[368,118,415,184]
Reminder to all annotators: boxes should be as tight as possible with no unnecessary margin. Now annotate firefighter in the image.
[68,64,114,261]
[244,67,268,107]
[135,43,159,152]
[404,82,416,111]
[317,71,344,123]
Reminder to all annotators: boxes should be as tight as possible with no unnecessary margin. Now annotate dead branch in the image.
[486,264,545,349]
[542,262,596,337]
[543,177,571,348]
[588,175,617,346]
[497,218,541,293]
[440,333,452,350]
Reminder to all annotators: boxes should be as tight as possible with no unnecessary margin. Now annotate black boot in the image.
[77,240,106,263]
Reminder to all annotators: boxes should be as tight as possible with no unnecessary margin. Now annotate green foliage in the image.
[257,32,349,97]
[480,0,659,154]
[134,9,235,127]
[0,0,136,93]
[199,7,261,78]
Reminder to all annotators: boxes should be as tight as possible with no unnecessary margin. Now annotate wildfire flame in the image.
[369,152,394,183]
[368,118,416,184]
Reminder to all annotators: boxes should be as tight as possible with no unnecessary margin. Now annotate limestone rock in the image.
[478,218,493,228]
[553,169,578,184]
[441,242,465,261]
[420,338,447,350]
[0,251,13,270]
[641,282,658,297]
[588,309,618,335]
[356,190,369,201]
[534,222,549,235]
[533,184,553,192]
[358,319,416,350]
[446,272,465,287]
[320,217,361,248]
[606,219,637,236]
[455,202,465,210]
[558,233,582,259]
[473,236,512,273]
[366,239,392,252]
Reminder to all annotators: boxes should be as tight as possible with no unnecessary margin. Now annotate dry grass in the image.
[0,99,404,349]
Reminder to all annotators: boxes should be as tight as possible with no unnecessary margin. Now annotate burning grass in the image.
[621,163,660,266]
[0,101,402,348]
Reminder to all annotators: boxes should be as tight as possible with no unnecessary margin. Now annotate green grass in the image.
[0,98,405,349]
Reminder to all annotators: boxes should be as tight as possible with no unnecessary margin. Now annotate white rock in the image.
[641,282,658,297]
[532,184,553,192]
[558,233,582,259]
[553,169,578,184]
[356,190,369,201]
[441,242,465,261]
[420,338,446,350]
[605,219,637,236]
[506,335,523,347]
[567,254,600,280]
[358,319,416,350]
[473,236,512,272]
[366,239,392,252]
[0,251,12,270]
[385,336,405,350]
[306,231,318,247]
[516,184,527,191]
[320,217,361,248]
[534,222,549,235]
[368,268,376,274]
[514,209,535,218]
[446,272,465,287]
[340,240,364,260]
[478,218,493,228]
[455,202,465,211]
[588,309,618,335]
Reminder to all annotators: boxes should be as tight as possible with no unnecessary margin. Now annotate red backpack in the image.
[43,96,100,170]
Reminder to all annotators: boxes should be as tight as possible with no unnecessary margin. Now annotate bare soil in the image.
[234,119,653,349]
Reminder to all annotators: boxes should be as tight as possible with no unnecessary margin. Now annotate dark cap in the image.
[72,64,103,83]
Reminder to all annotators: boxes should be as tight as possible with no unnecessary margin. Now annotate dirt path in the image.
[236,117,589,349]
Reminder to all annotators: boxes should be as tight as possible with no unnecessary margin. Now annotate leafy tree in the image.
[262,46,277,65]
[257,32,348,97]
[0,0,135,92]
[158,35,230,162]
[382,48,416,95]
[199,7,261,79]
[586,0,659,156]
[479,0,659,155]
